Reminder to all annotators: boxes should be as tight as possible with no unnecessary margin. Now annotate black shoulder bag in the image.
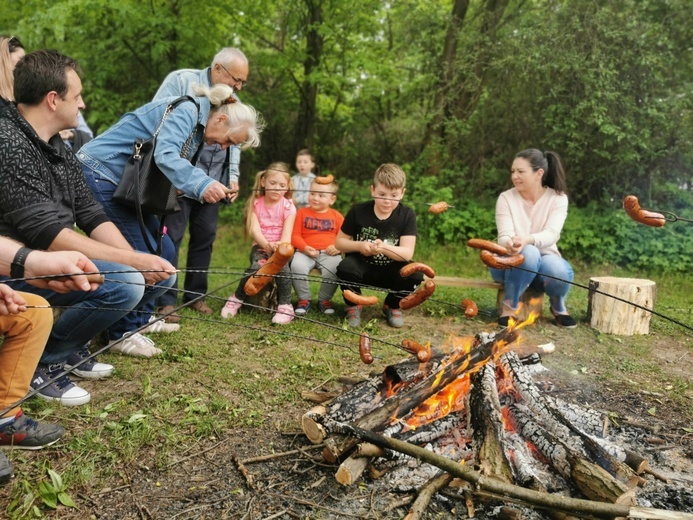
[112,96,198,254]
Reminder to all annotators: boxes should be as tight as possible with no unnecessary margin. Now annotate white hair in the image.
[211,48,248,68]
[192,83,263,149]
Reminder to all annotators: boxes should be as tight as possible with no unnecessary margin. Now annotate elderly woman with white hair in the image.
[77,83,264,347]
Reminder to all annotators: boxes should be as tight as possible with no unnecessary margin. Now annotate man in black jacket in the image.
[0,50,176,405]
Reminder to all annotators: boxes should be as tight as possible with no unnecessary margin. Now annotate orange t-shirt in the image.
[291,207,344,252]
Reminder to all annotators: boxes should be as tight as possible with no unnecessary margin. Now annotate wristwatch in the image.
[10,247,33,279]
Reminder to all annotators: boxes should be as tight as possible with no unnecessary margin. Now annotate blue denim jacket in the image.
[154,67,241,186]
[76,96,214,202]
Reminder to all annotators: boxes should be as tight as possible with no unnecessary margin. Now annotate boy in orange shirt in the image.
[291,179,344,315]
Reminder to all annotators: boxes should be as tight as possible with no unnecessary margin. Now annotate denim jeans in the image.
[156,197,220,307]
[490,245,574,314]
[82,166,176,331]
[2,260,145,363]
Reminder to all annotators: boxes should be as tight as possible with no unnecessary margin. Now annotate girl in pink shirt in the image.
[221,163,297,324]
[491,149,576,328]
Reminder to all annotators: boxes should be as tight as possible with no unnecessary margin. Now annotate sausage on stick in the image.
[399,280,436,310]
[623,195,666,228]
[244,242,295,296]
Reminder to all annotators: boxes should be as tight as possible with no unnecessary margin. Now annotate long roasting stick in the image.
[322,420,693,520]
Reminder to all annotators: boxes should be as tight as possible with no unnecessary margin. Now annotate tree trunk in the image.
[296,0,324,151]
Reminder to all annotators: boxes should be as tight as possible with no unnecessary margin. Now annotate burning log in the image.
[319,328,519,462]
[468,363,513,482]
[499,352,641,486]
[321,422,693,520]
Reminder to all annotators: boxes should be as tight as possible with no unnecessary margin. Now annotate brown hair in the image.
[515,148,567,194]
[373,163,406,190]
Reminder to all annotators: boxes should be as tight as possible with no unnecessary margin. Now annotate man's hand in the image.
[128,254,176,285]
[202,180,230,204]
[0,284,27,315]
[25,251,100,293]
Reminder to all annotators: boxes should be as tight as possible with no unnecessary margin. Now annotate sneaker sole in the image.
[64,365,115,379]
[2,437,63,451]
[295,310,308,316]
[322,310,335,315]
[33,391,91,407]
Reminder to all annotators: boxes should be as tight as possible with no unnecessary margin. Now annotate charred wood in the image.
[403,472,454,520]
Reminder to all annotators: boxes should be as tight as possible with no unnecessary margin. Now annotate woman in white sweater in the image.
[491,148,576,328]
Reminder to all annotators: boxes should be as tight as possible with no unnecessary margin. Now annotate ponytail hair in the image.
[515,148,567,194]
[243,162,293,238]
[192,83,265,150]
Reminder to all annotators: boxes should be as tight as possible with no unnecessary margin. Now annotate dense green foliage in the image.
[2,0,691,271]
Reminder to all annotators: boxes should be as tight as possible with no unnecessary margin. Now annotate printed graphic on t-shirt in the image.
[356,226,399,266]
[303,215,337,232]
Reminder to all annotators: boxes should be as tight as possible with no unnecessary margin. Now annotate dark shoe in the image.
[189,300,213,315]
[65,346,115,379]
[553,312,577,328]
[157,305,181,324]
[0,411,65,450]
[0,451,12,484]
[318,300,335,315]
[498,316,510,327]
[31,364,91,406]
[295,300,312,316]
[345,305,362,327]
[383,305,404,328]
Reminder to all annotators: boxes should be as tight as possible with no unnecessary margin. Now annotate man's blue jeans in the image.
[490,245,574,314]
[82,166,176,332]
[3,260,144,364]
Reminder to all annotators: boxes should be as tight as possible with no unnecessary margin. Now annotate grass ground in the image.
[1,220,691,518]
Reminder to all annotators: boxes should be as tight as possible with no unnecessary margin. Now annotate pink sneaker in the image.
[272,304,294,325]
[221,295,243,318]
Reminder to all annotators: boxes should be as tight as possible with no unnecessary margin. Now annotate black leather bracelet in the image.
[10,247,33,279]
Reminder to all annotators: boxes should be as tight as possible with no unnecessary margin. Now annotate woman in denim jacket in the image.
[77,83,264,346]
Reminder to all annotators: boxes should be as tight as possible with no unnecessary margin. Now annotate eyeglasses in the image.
[218,63,247,89]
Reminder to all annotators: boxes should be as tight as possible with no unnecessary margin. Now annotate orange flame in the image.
[400,374,471,430]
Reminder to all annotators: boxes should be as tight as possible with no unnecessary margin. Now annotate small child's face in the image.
[262,171,290,203]
[308,183,336,212]
[296,154,315,176]
[371,182,404,216]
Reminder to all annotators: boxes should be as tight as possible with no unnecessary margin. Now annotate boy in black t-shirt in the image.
[335,163,424,328]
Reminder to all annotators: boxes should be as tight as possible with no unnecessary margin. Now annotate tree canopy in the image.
[3,0,692,207]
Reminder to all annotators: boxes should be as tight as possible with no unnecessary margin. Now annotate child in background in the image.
[291,180,344,315]
[291,149,316,209]
[221,163,297,324]
[335,163,423,328]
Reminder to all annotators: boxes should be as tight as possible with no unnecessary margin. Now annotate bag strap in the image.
[153,95,198,139]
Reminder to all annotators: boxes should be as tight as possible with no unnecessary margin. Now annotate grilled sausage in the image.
[401,339,431,363]
[461,298,478,318]
[315,174,335,185]
[623,195,665,228]
[399,280,436,310]
[467,238,509,256]
[359,332,373,364]
[244,242,295,296]
[399,262,436,279]
[343,289,379,306]
[428,201,449,214]
[479,250,524,270]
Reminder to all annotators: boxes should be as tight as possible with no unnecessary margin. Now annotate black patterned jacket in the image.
[0,103,109,249]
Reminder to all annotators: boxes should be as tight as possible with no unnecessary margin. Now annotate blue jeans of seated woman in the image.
[82,166,176,332]
[2,260,144,363]
[490,245,574,314]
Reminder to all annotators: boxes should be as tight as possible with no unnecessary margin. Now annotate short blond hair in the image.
[373,163,406,190]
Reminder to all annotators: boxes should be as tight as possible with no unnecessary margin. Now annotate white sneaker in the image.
[140,316,180,334]
[109,332,162,358]
[65,346,115,379]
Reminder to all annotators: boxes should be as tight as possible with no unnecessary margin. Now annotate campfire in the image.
[301,316,693,519]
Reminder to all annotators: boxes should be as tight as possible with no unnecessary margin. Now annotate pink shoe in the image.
[221,295,243,318]
[272,304,294,324]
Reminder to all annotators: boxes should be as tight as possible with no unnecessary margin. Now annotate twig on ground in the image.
[240,443,325,464]
[164,438,226,468]
[233,455,255,489]
[644,467,671,483]
[264,491,367,518]
[404,472,454,520]
[264,510,288,519]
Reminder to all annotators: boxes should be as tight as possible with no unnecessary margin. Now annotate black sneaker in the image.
[553,313,577,328]
[65,346,115,379]
[0,452,11,484]
[0,411,65,450]
[498,316,510,327]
